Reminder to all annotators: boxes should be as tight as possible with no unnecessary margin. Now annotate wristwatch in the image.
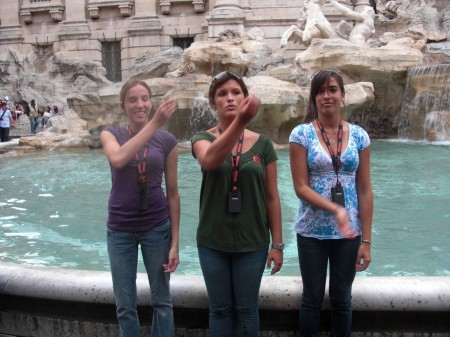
[271,243,285,251]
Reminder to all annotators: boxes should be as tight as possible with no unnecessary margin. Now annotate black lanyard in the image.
[317,119,343,184]
[218,126,244,191]
[128,126,148,187]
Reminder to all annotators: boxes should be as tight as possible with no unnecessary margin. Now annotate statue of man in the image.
[329,0,376,46]
[280,0,336,48]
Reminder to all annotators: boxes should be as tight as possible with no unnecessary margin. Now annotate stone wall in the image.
[0,0,449,145]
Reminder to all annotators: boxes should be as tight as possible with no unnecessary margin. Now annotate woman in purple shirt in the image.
[100,79,180,337]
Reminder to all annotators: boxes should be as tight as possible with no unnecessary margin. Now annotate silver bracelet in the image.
[361,239,371,245]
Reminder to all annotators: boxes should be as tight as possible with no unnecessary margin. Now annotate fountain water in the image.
[188,92,217,137]
[398,64,450,141]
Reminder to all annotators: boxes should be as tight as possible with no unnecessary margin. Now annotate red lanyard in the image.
[218,126,244,191]
[128,126,148,186]
[316,119,343,183]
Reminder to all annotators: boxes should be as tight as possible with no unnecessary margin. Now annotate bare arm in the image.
[265,161,283,275]
[163,146,180,273]
[101,98,176,169]
[329,0,364,21]
[193,94,260,170]
[355,147,373,271]
[289,142,354,237]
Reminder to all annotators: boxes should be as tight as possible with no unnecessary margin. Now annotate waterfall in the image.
[398,64,450,141]
[188,92,217,137]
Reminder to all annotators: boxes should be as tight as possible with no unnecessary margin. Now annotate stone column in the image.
[0,0,23,44]
[123,0,162,79]
[55,2,93,62]
[128,0,161,35]
[58,1,90,40]
[206,0,247,39]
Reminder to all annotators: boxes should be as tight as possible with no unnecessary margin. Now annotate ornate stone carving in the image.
[87,0,134,19]
[20,0,65,24]
[280,0,335,48]
[159,0,206,15]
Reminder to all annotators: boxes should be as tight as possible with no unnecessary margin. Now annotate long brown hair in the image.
[304,69,345,123]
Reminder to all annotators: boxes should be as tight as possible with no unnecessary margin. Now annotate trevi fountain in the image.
[0,1,449,336]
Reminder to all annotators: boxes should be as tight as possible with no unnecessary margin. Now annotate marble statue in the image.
[329,0,376,46]
[280,0,335,48]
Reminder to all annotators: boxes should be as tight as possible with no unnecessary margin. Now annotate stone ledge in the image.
[0,262,449,336]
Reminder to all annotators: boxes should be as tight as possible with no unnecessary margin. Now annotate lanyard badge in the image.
[317,119,346,207]
[137,148,149,211]
[219,126,244,214]
[129,127,149,211]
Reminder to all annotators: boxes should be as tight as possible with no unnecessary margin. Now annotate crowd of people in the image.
[0,95,59,141]
[100,70,373,337]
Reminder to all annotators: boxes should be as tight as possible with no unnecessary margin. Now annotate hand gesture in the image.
[237,94,260,125]
[335,207,357,238]
[152,98,176,129]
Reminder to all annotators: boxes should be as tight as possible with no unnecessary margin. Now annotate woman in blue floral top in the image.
[289,69,373,337]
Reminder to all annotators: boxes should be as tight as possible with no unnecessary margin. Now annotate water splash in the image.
[398,64,450,141]
[188,92,217,137]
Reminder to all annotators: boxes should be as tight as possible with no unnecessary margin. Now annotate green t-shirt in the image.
[191,131,278,252]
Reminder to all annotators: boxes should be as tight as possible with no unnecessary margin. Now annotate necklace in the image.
[329,139,335,145]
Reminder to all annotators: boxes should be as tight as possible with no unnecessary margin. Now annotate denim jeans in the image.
[297,234,361,337]
[30,117,38,134]
[108,220,174,337]
[197,244,268,337]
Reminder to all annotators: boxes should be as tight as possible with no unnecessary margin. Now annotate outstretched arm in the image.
[192,94,260,170]
[101,98,176,169]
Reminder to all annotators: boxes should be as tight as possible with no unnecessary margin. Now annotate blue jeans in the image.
[30,117,38,133]
[197,244,268,337]
[108,221,174,337]
[297,234,361,337]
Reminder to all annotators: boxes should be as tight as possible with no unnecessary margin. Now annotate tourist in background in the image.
[100,79,180,337]
[37,109,44,130]
[29,99,39,134]
[289,69,373,337]
[43,106,52,127]
[14,102,24,124]
[3,96,11,109]
[191,71,283,337]
[0,100,14,142]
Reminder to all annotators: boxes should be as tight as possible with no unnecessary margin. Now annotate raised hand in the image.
[152,98,176,128]
[237,94,260,124]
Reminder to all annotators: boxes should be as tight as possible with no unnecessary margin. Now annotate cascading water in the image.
[188,92,217,137]
[398,64,450,141]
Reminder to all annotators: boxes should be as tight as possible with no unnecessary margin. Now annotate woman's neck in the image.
[128,122,146,134]
[317,115,341,129]
[217,119,232,132]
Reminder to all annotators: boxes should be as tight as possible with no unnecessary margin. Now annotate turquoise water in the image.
[0,140,449,276]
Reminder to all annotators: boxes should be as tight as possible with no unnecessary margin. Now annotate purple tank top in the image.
[105,127,177,232]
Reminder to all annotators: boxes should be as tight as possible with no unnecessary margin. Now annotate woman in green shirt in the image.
[191,71,283,337]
